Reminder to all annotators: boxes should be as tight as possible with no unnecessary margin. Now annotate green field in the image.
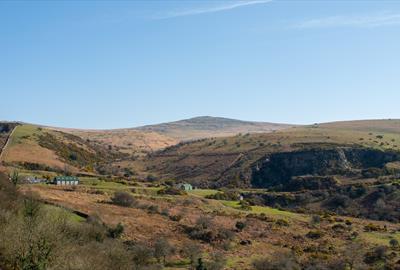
[8,124,43,147]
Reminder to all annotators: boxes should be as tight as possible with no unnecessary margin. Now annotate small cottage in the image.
[24,176,46,184]
[175,183,193,191]
[54,176,79,186]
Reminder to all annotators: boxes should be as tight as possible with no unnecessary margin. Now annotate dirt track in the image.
[0,126,16,163]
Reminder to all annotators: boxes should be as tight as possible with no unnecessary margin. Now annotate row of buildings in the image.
[24,176,80,186]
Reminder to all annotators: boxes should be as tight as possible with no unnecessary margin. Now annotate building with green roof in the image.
[53,176,79,186]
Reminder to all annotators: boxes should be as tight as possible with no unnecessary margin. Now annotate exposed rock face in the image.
[251,147,399,188]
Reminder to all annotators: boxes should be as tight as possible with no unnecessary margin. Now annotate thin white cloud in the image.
[155,0,272,19]
[294,12,400,29]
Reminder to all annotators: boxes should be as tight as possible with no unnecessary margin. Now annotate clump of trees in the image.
[111,191,137,207]
[185,216,235,245]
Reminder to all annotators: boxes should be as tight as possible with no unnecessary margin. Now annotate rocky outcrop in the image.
[251,147,399,189]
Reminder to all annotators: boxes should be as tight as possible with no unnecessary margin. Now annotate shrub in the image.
[206,190,239,201]
[161,208,169,217]
[147,204,160,214]
[389,238,399,249]
[239,200,252,211]
[111,191,136,207]
[205,252,227,270]
[107,223,124,238]
[276,219,289,227]
[146,174,158,182]
[186,216,233,244]
[364,246,388,264]
[306,230,324,239]
[130,243,154,267]
[157,187,186,196]
[252,251,299,270]
[324,195,351,209]
[331,223,347,233]
[235,221,247,232]
[364,223,382,232]
[310,215,321,226]
[169,214,183,222]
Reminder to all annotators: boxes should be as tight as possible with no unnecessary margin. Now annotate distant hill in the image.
[1,116,292,175]
[135,116,294,140]
[318,119,400,134]
[54,116,293,155]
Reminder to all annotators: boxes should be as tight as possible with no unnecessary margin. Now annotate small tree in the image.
[10,170,19,186]
[154,238,174,265]
[184,243,201,266]
[23,193,41,222]
[196,258,206,270]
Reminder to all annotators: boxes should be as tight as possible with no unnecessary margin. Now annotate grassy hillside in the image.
[60,128,178,155]
[319,119,400,134]
[2,124,124,175]
[136,116,294,141]
[53,116,290,156]
[17,178,400,270]
[141,121,400,188]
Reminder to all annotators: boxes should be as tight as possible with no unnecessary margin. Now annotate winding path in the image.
[0,126,17,163]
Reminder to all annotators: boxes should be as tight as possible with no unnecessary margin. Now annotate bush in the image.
[147,204,160,214]
[389,238,399,249]
[146,174,158,182]
[205,190,239,201]
[275,219,289,227]
[169,214,183,222]
[205,252,227,270]
[157,187,186,196]
[324,195,351,210]
[107,223,124,238]
[364,223,382,232]
[111,191,136,207]
[130,243,155,267]
[252,251,299,270]
[364,246,388,264]
[306,230,324,239]
[235,221,247,232]
[239,200,252,211]
[186,216,233,244]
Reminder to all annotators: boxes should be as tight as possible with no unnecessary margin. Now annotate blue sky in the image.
[1,1,400,129]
